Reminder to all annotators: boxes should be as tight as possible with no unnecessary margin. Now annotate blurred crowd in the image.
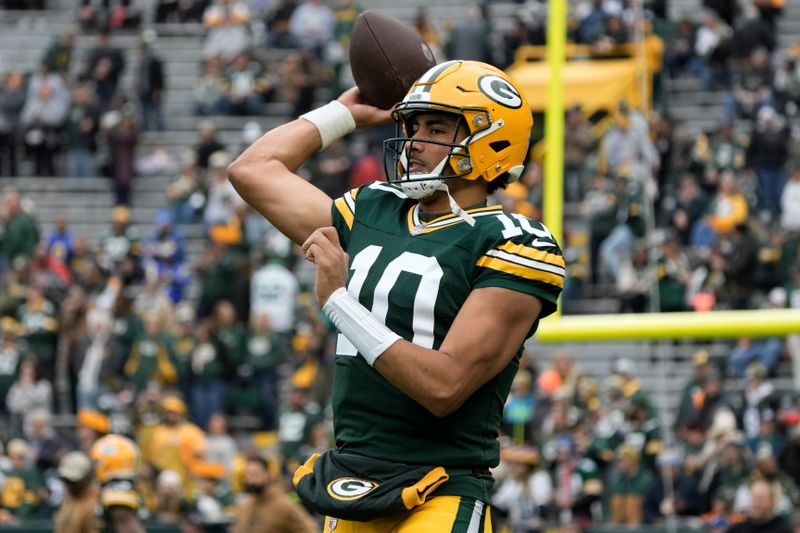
[0,0,799,531]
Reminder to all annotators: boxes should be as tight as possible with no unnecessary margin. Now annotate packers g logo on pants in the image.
[327,478,379,501]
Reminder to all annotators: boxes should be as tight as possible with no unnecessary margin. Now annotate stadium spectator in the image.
[577,0,609,45]
[153,469,186,525]
[263,0,298,49]
[616,244,650,312]
[231,455,317,533]
[277,386,318,472]
[41,31,76,75]
[132,269,176,327]
[187,320,230,429]
[664,18,697,77]
[146,395,206,497]
[729,335,785,379]
[0,72,26,178]
[781,167,800,230]
[136,31,166,132]
[194,58,228,116]
[669,174,708,245]
[104,111,139,206]
[54,451,96,533]
[492,445,551,531]
[204,150,245,231]
[166,150,202,224]
[249,245,297,335]
[17,284,58,380]
[691,10,733,89]
[676,350,715,428]
[563,105,597,202]
[778,426,800,490]
[202,0,252,64]
[97,205,140,278]
[644,449,702,522]
[142,210,185,270]
[194,120,226,172]
[726,48,775,121]
[71,306,122,410]
[155,0,205,23]
[287,0,333,55]
[445,4,489,63]
[414,8,445,63]
[501,369,536,444]
[552,434,603,525]
[656,233,692,311]
[753,0,784,33]
[242,312,286,429]
[205,412,237,479]
[280,48,324,119]
[82,29,126,111]
[222,51,268,116]
[695,171,749,244]
[774,47,800,112]
[65,81,100,179]
[123,312,177,391]
[739,362,779,443]
[20,63,70,177]
[1,439,40,520]
[89,434,145,532]
[747,106,790,215]
[598,102,657,182]
[186,462,233,529]
[607,444,654,525]
[728,478,793,532]
[2,190,40,266]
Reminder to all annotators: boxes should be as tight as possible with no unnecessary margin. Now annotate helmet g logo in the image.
[478,74,522,109]
[327,478,379,501]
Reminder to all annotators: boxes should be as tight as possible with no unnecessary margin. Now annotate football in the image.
[349,10,438,110]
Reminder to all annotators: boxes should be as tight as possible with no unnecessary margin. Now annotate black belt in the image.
[448,467,491,477]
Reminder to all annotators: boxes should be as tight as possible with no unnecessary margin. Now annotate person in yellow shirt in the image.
[705,171,748,236]
[146,395,206,498]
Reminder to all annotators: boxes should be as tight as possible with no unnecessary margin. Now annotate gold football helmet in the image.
[385,60,533,200]
[90,434,139,484]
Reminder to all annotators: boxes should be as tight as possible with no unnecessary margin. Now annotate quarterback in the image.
[229,60,564,532]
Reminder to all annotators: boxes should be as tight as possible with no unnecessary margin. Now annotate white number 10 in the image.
[335,245,443,355]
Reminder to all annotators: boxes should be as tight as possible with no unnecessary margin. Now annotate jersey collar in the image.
[406,203,503,235]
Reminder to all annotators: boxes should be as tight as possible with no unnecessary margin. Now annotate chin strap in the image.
[397,149,476,227]
[437,182,476,227]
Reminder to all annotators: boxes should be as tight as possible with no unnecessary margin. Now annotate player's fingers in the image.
[303,243,319,263]
[318,226,341,248]
[301,229,325,255]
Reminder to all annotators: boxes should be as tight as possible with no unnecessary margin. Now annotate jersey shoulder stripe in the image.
[475,254,564,289]
[475,215,565,289]
[333,188,359,230]
[496,241,566,272]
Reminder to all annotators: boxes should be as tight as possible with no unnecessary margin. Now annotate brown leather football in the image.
[349,10,438,110]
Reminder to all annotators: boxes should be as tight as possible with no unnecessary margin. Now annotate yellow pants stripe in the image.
[321,496,491,533]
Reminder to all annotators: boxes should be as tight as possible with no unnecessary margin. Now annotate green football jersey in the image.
[329,182,564,486]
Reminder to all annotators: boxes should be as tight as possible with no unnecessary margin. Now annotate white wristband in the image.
[323,287,401,366]
[300,100,356,150]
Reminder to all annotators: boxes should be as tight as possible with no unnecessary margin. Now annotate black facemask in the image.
[244,483,266,494]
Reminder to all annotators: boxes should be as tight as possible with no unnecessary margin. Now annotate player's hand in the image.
[337,87,393,128]
[302,227,349,306]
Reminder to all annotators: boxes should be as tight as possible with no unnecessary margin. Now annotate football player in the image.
[89,434,145,533]
[229,60,564,532]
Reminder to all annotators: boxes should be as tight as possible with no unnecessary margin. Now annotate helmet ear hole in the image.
[489,140,510,153]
